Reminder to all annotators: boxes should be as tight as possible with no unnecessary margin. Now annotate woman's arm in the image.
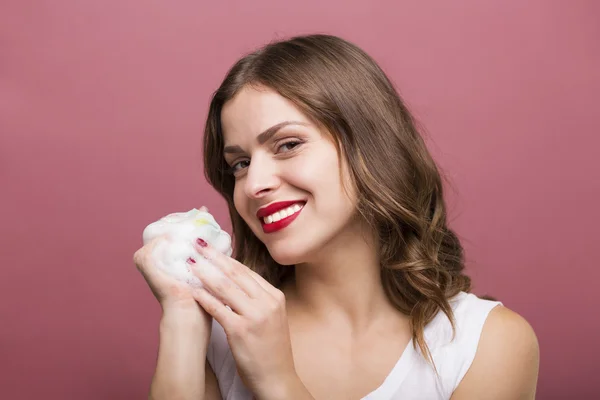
[149,307,221,400]
[451,306,540,400]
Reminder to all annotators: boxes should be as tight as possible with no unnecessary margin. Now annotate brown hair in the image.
[203,34,472,364]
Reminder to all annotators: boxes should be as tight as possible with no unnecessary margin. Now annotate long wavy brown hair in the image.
[203,34,473,364]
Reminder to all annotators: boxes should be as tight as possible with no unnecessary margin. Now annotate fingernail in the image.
[187,257,196,264]
[196,238,208,247]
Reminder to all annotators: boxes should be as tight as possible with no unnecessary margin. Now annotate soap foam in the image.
[142,208,232,288]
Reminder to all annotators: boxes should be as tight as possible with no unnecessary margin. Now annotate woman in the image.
[135,34,539,399]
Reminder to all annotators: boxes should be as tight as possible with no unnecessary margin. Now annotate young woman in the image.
[135,34,539,399]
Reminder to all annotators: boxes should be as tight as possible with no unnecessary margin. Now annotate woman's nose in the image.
[243,157,280,199]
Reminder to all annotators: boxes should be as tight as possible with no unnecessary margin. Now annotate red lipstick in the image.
[257,200,305,234]
[256,200,304,218]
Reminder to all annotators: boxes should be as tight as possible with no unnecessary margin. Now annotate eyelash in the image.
[226,140,303,175]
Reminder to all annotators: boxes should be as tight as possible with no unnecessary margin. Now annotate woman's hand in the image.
[189,238,307,398]
[134,206,210,313]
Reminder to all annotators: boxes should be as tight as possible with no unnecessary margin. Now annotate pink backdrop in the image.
[1,1,598,398]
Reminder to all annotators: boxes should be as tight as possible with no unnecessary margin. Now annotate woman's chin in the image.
[267,245,308,266]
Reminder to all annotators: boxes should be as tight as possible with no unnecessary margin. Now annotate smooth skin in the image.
[135,86,539,399]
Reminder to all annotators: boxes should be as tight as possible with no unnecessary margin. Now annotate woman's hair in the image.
[203,34,472,364]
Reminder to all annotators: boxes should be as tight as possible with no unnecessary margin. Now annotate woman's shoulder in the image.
[427,291,536,358]
[424,291,502,348]
[464,299,538,364]
[448,294,540,399]
[445,292,537,352]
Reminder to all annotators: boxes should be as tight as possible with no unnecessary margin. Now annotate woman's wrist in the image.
[160,296,200,312]
[161,304,208,326]
[151,301,211,399]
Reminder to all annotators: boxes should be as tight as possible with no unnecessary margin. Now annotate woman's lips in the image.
[260,202,305,234]
[256,200,306,219]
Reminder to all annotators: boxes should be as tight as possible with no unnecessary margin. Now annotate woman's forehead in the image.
[221,87,312,144]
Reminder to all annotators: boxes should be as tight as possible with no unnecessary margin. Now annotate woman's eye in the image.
[230,160,250,173]
[227,141,301,175]
[278,141,301,152]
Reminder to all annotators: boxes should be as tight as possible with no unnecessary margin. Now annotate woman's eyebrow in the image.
[223,121,308,155]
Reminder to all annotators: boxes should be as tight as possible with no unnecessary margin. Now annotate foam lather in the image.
[142,208,232,288]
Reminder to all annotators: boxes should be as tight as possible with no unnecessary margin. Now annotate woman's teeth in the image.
[263,203,303,224]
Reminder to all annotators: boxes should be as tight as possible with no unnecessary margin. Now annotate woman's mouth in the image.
[258,201,305,234]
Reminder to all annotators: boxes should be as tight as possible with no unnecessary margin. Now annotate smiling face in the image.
[220,85,358,265]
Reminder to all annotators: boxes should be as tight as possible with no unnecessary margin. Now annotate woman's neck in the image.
[283,225,401,334]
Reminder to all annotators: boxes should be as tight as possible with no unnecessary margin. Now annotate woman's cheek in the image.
[291,147,337,183]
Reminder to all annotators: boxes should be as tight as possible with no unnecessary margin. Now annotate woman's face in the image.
[220,85,358,265]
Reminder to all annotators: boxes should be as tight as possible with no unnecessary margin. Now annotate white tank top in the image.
[206,291,502,399]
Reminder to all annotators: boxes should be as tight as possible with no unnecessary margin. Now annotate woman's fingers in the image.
[242,266,285,299]
[191,287,238,326]
[192,259,253,316]
[133,235,166,281]
[194,239,264,299]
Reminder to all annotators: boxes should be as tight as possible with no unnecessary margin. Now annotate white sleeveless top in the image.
[206,291,502,399]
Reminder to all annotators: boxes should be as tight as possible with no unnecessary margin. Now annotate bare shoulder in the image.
[451,305,540,400]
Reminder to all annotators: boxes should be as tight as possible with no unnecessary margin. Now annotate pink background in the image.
[1,1,598,398]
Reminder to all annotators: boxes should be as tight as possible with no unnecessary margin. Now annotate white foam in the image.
[142,208,232,288]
